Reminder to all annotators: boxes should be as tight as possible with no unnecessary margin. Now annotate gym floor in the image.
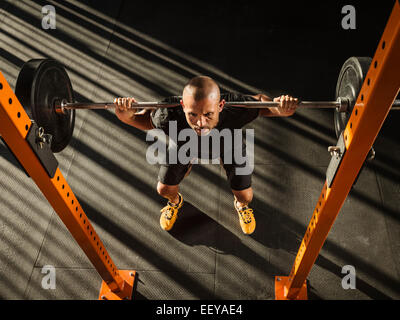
[0,0,399,300]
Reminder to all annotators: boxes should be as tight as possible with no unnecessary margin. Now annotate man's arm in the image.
[114,97,154,131]
[251,94,298,117]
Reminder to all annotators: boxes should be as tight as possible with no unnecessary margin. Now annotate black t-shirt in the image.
[151,92,259,132]
[150,92,260,162]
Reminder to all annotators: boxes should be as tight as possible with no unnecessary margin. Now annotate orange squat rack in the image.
[0,74,135,300]
[275,1,400,300]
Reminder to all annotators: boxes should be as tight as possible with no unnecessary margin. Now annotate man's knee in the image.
[232,187,253,204]
[157,182,179,197]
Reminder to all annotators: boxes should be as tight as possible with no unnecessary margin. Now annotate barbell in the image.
[14,58,400,153]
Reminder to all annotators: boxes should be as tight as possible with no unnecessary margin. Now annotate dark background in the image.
[112,0,396,99]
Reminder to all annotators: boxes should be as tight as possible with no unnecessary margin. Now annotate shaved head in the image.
[182,76,220,104]
[180,76,225,136]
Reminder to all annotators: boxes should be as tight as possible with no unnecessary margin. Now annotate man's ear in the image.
[219,99,225,112]
[180,99,185,109]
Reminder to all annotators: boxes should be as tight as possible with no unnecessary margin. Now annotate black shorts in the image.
[157,159,252,191]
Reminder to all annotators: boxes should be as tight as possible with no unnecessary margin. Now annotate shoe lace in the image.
[239,207,253,224]
[161,204,177,220]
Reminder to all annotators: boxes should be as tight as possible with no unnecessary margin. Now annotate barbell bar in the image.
[55,98,400,114]
[14,57,400,153]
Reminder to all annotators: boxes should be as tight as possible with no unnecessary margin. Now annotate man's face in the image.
[180,97,225,136]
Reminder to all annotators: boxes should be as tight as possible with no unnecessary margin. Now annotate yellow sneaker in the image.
[234,199,256,235]
[160,193,184,231]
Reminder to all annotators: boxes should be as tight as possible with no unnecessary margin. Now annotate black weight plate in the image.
[15,59,75,153]
[334,57,372,138]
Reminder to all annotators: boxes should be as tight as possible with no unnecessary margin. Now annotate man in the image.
[114,76,298,235]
